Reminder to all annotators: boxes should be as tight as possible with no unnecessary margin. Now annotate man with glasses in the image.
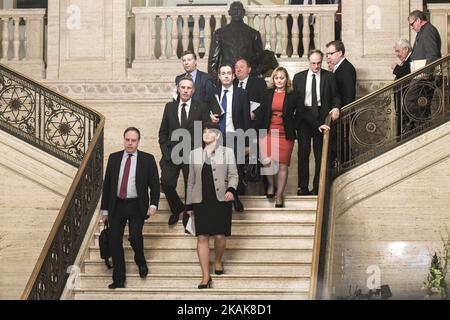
[326,40,356,107]
[405,10,442,129]
[408,10,441,66]
[326,40,356,166]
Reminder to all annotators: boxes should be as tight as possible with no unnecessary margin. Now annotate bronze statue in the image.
[208,1,264,78]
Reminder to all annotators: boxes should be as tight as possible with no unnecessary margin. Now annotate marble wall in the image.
[324,122,450,299]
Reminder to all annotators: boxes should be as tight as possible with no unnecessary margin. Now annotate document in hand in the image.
[410,59,426,72]
[186,214,196,235]
[210,94,225,116]
[250,101,261,112]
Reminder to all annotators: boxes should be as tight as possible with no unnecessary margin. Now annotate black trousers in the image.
[297,123,323,192]
[160,159,189,216]
[224,132,246,196]
[109,198,145,283]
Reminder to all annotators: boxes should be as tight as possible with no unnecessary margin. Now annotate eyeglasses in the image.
[326,51,338,56]
[409,19,417,27]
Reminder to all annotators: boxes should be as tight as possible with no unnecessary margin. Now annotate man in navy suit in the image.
[101,127,160,289]
[211,63,251,211]
[234,57,267,194]
[175,50,216,105]
[293,49,340,195]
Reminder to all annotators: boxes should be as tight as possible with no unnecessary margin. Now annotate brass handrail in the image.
[309,114,332,300]
[21,119,104,299]
[340,53,450,114]
[0,64,105,300]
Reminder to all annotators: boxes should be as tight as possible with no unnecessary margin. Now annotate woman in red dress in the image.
[253,67,297,207]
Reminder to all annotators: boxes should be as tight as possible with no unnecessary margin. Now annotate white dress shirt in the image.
[238,76,249,90]
[305,69,321,107]
[221,85,235,133]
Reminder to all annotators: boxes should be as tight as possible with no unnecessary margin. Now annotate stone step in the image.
[101,209,317,223]
[124,220,315,235]
[82,260,312,276]
[88,247,312,263]
[78,274,310,290]
[157,196,317,210]
[73,288,309,300]
[92,233,313,249]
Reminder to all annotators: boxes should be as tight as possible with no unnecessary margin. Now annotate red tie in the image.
[119,154,133,199]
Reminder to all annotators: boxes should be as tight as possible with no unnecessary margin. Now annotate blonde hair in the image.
[267,66,293,93]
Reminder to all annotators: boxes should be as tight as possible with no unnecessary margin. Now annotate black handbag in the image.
[99,221,112,269]
[243,162,261,186]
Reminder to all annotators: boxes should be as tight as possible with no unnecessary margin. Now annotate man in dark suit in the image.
[409,10,441,66]
[175,50,215,105]
[234,57,267,195]
[293,49,340,195]
[326,40,356,164]
[211,63,251,211]
[101,127,160,289]
[159,77,210,226]
[234,57,267,105]
[326,40,356,107]
[391,39,412,81]
[391,39,412,138]
[406,10,442,126]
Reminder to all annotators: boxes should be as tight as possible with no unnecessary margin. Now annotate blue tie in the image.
[219,89,228,134]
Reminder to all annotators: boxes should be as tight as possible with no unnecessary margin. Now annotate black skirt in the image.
[193,162,232,236]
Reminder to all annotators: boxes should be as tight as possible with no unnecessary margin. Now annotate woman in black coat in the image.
[252,66,297,207]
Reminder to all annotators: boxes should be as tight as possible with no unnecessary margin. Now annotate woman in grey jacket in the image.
[186,122,239,289]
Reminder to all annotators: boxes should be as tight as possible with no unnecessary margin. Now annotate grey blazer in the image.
[186,145,238,205]
[411,22,442,65]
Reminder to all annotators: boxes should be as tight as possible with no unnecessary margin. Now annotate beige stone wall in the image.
[46,0,127,80]
[324,122,450,299]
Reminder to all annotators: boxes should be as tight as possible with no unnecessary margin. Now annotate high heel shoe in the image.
[198,276,212,289]
[275,196,285,208]
[215,264,224,275]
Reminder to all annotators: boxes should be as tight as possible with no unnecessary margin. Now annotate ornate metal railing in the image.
[310,54,450,299]
[334,54,450,176]
[0,63,98,167]
[0,64,104,300]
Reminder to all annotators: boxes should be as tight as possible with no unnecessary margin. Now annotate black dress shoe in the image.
[312,189,318,195]
[297,188,311,196]
[233,198,244,212]
[198,277,212,289]
[138,265,148,278]
[108,282,125,289]
[168,213,180,226]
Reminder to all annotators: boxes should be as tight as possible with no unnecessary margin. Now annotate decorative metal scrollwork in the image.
[334,56,450,176]
[0,85,35,134]
[402,79,443,122]
[0,65,104,300]
[350,102,392,148]
[45,110,85,156]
